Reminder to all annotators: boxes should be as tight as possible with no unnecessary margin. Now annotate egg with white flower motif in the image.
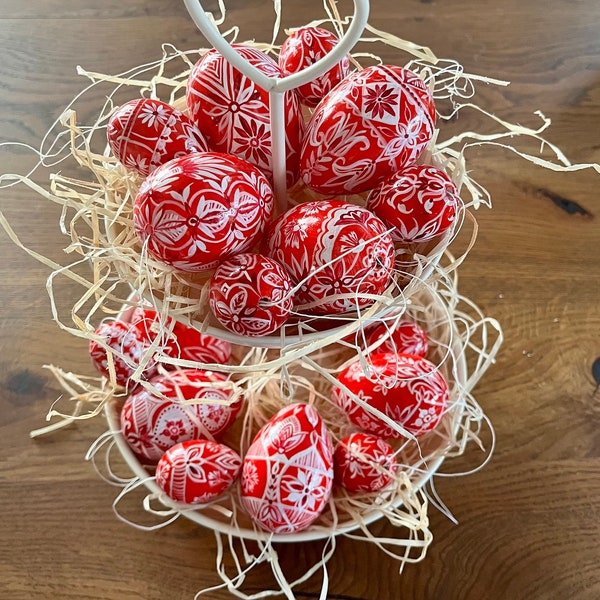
[300,65,436,195]
[120,369,242,462]
[187,45,304,187]
[332,352,448,438]
[334,432,397,493]
[209,253,293,337]
[133,152,274,272]
[241,403,334,534]
[366,319,428,358]
[264,200,395,315]
[107,98,208,176]
[278,26,350,107]
[366,164,461,243]
[89,320,158,388]
[155,439,242,504]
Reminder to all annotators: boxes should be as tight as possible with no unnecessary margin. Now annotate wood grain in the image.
[1,1,599,599]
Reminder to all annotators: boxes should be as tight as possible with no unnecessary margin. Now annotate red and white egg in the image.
[334,432,397,493]
[300,65,436,195]
[155,439,242,504]
[264,200,395,315]
[367,164,461,243]
[209,253,294,337]
[133,152,274,272]
[366,319,428,358]
[120,369,241,462]
[278,26,350,107]
[332,352,448,438]
[107,98,208,177]
[129,306,231,365]
[187,45,304,187]
[89,320,157,388]
[241,403,334,534]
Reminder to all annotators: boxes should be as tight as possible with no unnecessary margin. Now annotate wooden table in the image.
[1,1,599,598]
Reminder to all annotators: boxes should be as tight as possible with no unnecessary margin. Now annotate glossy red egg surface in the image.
[332,352,448,438]
[300,65,436,195]
[264,200,395,315]
[209,253,293,337]
[186,45,304,186]
[241,403,334,534]
[366,164,461,243]
[278,26,350,108]
[155,439,241,504]
[130,306,231,365]
[89,320,157,388]
[366,319,428,358]
[334,432,397,493]
[107,98,208,176]
[120,369,241,462]
[133,152,274,272]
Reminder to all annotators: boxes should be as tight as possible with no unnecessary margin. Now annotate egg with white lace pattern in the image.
[332,352,448,438]
[156,439,242,504]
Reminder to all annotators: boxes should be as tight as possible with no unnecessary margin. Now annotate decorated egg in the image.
[106,98,208,176]
[366,164,461,243]
[300,65,436,195]
[366,319,428,358]
[334,432,397,493]
[186,45,304,186]
[130,306,231,365]
[278,26,350,107]
[120,369,241,462]
[241,403,334,534]
[332,352,448,438]
[133,152,274,272]
[265,200,395,315]
[89,320,157,387]
[155,439,242,504]
[209,253,293,337]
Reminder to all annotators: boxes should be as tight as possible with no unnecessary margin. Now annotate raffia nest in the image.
[1,0,596,597]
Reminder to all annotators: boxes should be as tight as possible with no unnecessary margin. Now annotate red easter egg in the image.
[366,319,428,358]
[89,320,157,387]
[130,306,232,365]
[334,432,397,493]
[155,439,242,504]
[278,26,350,108]
[300,65,436,195]
[133,152,274,272]
[241,403,334,534]
[120,369,241,462]
[265,200,395,315]
[107,98,208,176]
[367,164,461,243]
[187,45,304,187]
[332,352,448,438]
[209,253,293,337]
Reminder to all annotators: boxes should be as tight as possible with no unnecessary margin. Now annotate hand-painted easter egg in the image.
[300,65,436,195]
[278,26,350,107]
[130,306,232,365]
[241,403,334,534]
[334,432,397,493]
[120,369,241,462]
[209,253,293,337]
[332,352,448,438]
[133,152,274,272]
[89,320,157,388]
[155,439,242,504]
[264,200,395,315]
[366,319,428,358]
[106,98,208,176]
[366,164,461,243]
[186,45,304,186]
